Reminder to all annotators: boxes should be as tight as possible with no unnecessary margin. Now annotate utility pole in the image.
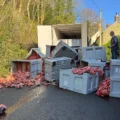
[100,9,102,46]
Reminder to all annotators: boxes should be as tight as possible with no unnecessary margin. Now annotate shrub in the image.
[103,36,120,61]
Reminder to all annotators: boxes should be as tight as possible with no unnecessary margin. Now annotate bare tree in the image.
[78,8,100,46]
[39,0,47,24]
[27,0,31,20]
[80,8,99,22]
[32,0,36,20]
[0,0,8,6]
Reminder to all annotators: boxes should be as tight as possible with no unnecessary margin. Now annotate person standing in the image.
[108,31,119,59]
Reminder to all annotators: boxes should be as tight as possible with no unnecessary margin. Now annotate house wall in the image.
[90,30,100,45]
[37,22,88,55]
[37,25,52,54]
[52,28,60,45]
[37,25,62,54]
[102,22,120,44]
[81,21,88,47]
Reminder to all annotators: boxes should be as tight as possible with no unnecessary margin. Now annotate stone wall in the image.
[102,22,120,44]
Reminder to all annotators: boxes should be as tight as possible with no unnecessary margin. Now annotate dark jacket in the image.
[111,36,118,51]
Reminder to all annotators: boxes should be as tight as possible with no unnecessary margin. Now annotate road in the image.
[0,85,120,120]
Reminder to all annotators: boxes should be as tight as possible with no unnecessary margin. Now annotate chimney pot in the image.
[114,13,119,22]
[106,24,110,28]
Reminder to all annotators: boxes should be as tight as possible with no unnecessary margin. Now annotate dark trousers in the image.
[111,49,117,59]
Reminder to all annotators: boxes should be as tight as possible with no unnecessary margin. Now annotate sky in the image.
[82,0,120,25]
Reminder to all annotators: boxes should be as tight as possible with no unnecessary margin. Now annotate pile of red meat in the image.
[0,71,45,89]
[72,66,104,80]
[96,78,110,97]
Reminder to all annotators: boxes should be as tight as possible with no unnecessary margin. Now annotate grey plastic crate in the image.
[104,69,110,79]
[11,59,43,78]
[88,62,105,70]
[79,46,106,61]
[45,57,72,65]
[80,59,105,70]
[59,69,99,94]
[110,60,120,78]
[46,45,56,57]
[45,57,75,82]
[94,47,106,61]
[52,41,78,59]
[110,60,120,98]
[37,60,43,72]
[79,47,94,60]
[110,77,120,98]
[31,71,37,78]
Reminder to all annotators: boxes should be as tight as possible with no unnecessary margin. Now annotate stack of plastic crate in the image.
[79,46,106,70]
[45,57,75,82]
[110,60,120,98]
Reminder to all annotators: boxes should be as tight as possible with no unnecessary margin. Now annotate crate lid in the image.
[11,59,41,64]
[81,59,106,65]
[25,48,44,59]
[45,57,71,62]
[52,41,78,58]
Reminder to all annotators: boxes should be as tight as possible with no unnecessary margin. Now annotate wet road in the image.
[0,85,120,120]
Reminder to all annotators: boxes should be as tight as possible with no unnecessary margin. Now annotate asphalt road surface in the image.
[0,85,120,120]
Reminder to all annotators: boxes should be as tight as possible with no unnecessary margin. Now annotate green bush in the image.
[0,0,75,77]
[103,36,120,61]
[0,41,27,77]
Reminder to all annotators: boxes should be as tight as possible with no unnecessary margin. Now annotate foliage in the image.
[0,41,27,77]
[103,36,120,61]
[0,0,76,77]
[43,0,75,24]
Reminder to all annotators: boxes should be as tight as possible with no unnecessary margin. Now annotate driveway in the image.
[0,85,120,120]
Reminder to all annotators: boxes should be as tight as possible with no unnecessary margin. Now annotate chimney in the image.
[106,24,110,28]
[98,23,101,30]
[114,13,119,22]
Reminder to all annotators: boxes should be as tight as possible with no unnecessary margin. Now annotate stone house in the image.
[102,13,120,44]
[91,13,120,45]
